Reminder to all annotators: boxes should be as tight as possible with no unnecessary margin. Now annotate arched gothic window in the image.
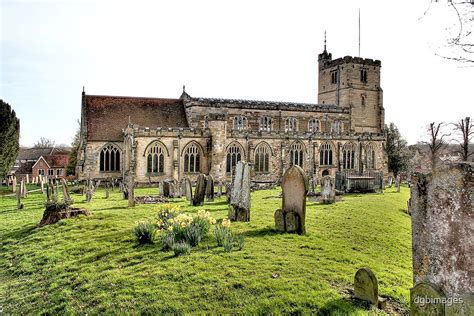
[259,116,272,132]
[319,143,333,166]
[308,119,321,132]
[146,142,166,174]
[285,117,298,132]
[226,143,242,173]
[342,143,356,170]
[254,143,270,173]
[99,144,121,172]
[184,143,201,173]
[290,142,304,167]
[233,116,247,131]
[331,120,342,134]
[366,143,376,169]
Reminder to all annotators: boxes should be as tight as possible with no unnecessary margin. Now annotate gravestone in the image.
[217,181,223,197]
[274,165,308,234]
[163,181,174,198]
[354,267,379,305]
[105,182,110,199]
[184,177,193,201]
[395,176,400,192]
[320,176,336,204]
[16,188,23,209]
[12,177,16,193]
[192,174,206,206]
[228,161,251,222]
[409,163,473,314]
[388,175,393,188]
[205,175,214,201]
[158,181,164,197]
[61,178,71,203]
[308,177,316,195]
[26,174,29,184]
[410,282,446,316]
[128,177,135,207]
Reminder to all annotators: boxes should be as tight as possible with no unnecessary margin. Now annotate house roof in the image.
[13,161,36,175]
[17,147,70,161]
[44,155,69,168]
[84,95,189,141]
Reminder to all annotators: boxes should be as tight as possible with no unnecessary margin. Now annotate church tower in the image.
[317,45,384,134]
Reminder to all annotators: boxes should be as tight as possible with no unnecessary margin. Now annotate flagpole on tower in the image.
[358,8,361,57]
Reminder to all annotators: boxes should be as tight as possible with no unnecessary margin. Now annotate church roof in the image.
[186,96,343,112]
[84,95,189,141]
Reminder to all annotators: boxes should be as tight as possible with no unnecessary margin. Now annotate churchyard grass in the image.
[0,185,411,314]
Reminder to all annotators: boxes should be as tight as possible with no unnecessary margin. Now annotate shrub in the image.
[44,200,71,212]
[132,221,156,245]
[160,230,176,251]
[184,224,203,247]
[214,219,232,247]
[222,233,234,253]
[235,234,245,251]
[156,204,180,230]
[172,241,191,256]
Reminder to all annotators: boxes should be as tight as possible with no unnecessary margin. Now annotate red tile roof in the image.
[85,95,188,141]
[43,154,69,168]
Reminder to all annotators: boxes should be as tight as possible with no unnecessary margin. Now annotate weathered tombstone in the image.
[395,176,400,192]
[20,179,25,198]
[216,181,223,197]
[105,182,110,199]
[274,165,308,234]
[12,177,17,193]
[26,174,29,184]
[158,181,164,197]
[162,181,171,198]
[128,177,135,207]
[388,175,393,188]
[320,176,336,204]
[86,179,93,202]
[354,267,379,305]
[205,175,214,201]
[40,177,44,194]
[192,174,206,206]
[409,163,473,315]
[16,188,23,209]
[228,161,251,222]
[308,177,316,195]
[169,182,176,198]
[410,282,446,316]
[61,178,71,203]
[184,177,193,201]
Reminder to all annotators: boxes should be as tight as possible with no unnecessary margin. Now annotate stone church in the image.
[76,47,387,184]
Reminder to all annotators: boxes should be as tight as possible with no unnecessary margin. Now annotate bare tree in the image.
[424,122,449,169]
[33,137,56,148]
[422,1,474,63]
[452,116,473,160]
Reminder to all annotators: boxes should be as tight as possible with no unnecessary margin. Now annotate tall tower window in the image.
[226,143,242,173]
[331,70,339,84]
[331,120,342,134]
[285,117,298,132]
[99,144,121,172]
[319,143,333,166]
[289,142,304,167]
[366,143,376,169]
[254,142,271,173]
[360,69,368,83]
[184,143,201,173]
[342,143,356,170]
[146,141,166,174]
[203,115,209,129]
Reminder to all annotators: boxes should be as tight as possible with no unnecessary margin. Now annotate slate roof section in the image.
[17,147,70,161]
[84,95,189,141]
[185,96,344,112]
[43,155,69,168]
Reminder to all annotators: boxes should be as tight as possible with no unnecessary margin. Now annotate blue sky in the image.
[1,0,472,146]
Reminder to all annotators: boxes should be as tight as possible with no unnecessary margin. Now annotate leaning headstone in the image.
[192,174,206,206]
[320,176,336,204]
[274,165,308,234]
[388,175,393,188]
[228,161,251,222]
[205,175,214,201]
[354,267,379,305]
[12,177,17,193]
[409,163,473,315]
[184,178,193,201]
[61,178,71,203]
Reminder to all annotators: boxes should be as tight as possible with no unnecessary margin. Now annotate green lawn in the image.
[0,184,412,315]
